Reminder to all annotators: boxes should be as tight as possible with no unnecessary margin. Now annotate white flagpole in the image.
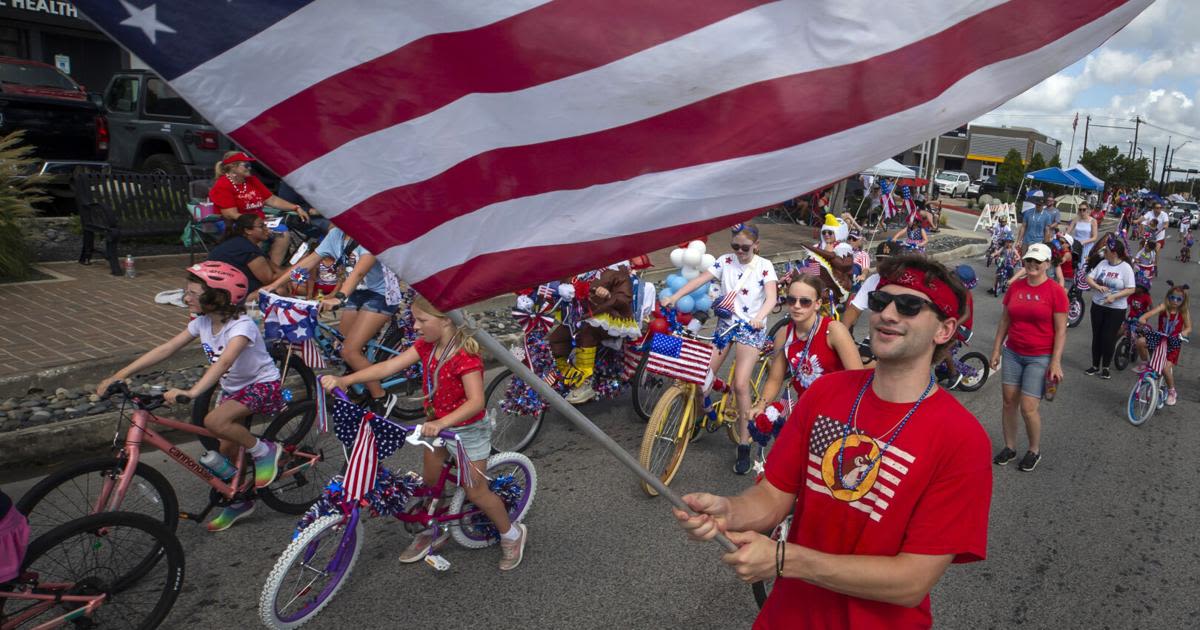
[448,309,739,554]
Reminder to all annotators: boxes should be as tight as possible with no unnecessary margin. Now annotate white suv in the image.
[935,171,971,197]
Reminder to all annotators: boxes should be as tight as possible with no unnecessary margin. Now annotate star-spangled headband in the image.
[878,270,961,321]
[730,223,759,238]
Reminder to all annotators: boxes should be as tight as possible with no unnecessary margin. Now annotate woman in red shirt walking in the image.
[210,151,310,265]
[989,243,1067,472]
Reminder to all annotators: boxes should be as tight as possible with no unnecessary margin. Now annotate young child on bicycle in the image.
[1133,236,1157,281]
[1134,282,1191,405]
[662,223,777,475]
[1179,226,1193,263]
[96,262,285,532]
[989,237,1019,296]
[986,216,1013,267]
[319,295,529,570]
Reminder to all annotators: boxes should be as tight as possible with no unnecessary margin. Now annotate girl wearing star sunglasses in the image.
[752,276,861,421]
[1134,282,1192,406]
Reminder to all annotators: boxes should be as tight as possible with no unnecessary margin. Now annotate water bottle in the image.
[1043,373,1058,402]
[199,450,236,481]
[123,254,136,278]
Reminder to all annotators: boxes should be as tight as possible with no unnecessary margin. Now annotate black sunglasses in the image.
[784,296,816,307]
[867,290,934,317]
[730,243,752,252]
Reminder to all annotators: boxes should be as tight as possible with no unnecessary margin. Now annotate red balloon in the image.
[648,317,669,335]
[677,312,692,325]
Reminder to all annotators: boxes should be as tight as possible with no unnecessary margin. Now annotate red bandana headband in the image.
[878,270,960,320]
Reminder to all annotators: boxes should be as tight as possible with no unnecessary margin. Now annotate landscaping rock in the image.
[29,410,52,424]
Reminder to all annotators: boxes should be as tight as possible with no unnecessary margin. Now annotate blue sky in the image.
[974,0,1200,179]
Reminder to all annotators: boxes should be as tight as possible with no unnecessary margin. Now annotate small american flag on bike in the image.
[332,397,415,501]
[901,185,919,224]
[259,292,326,369]
[1145,332,1182,374]
[645,333,714,385]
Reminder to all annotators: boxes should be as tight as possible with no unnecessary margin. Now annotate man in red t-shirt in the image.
[675,256,991,629]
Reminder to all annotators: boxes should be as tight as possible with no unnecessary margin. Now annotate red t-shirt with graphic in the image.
[1127,292,1152,320]
[413,338,485,426]
[1002,278,1068,356]
[759,369,992,630]
[209,174,273,219]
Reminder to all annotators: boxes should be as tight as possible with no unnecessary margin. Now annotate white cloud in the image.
[1007,72,1089,112]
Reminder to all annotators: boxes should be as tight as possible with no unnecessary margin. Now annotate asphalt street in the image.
[4,229,1200,629]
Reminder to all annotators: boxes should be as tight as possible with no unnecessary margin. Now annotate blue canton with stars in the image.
[331,398,410,459]
[73,0,317,80]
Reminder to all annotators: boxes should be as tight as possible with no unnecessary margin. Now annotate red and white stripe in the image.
[160,0,1150,309]
[1148,337,1169,374]
[343,415,378,502]
[805,443,916,523]
[300,338,326,370]
[622,344,644,382]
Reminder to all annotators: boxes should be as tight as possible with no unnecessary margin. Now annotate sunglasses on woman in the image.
[730,243,752,252]
[783,296,816,307]
[867,290,934,317]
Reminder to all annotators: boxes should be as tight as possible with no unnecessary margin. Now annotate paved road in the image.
[5,246,1199,629]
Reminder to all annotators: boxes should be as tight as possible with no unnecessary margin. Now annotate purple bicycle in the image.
[258,392,536,628]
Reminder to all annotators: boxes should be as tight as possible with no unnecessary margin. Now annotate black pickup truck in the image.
[0,56,108,190]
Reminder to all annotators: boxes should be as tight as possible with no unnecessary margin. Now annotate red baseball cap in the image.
[221,152,256,165]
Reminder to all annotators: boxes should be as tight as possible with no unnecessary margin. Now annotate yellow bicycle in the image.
[637,326,774,497]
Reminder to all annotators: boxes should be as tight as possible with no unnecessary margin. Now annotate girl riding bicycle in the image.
[319,295,529,570]
[751,275,861,420]
[96,262,285,532]
[890,215,928,255]
[662,223,777,475]
[1134,283,1192,406]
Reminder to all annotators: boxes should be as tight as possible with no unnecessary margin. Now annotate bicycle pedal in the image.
[424,553,451,571]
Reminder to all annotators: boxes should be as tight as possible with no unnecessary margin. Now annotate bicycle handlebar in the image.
[102,381,190,409]
[327,387,460,442]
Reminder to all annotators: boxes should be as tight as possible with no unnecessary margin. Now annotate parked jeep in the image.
[102,69,236,177]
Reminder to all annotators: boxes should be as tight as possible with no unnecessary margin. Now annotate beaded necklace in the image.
[786,315,821,375]
[225,173,248,196]
[836,371,935,492]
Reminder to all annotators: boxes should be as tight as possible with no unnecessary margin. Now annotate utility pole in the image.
[1151,146,1156,184]
[1160,138,1171,194]
[1130,116,1142,159]
[1082,115,1091,158]
[1068,113,1078,167]
[927,134,940,200]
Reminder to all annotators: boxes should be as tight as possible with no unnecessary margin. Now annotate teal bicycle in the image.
[1127,328,1187,426]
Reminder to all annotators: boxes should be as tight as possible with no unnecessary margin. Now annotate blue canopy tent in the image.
[1024,167,1090,188]
[1065,164,1104,191]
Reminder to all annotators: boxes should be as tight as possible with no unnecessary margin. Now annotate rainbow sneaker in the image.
[253,440,282,489]
[206,501,255,532]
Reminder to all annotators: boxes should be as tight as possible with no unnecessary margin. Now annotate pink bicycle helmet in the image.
[187,261,249,305]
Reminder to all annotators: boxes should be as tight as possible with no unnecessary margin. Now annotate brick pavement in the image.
[0,255,193,378]
[0,220,970,380]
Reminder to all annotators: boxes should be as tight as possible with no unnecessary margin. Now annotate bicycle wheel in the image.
[16,456,179,541]
[18,511,184,630]
[638,384,695,497]
[448,452,538,549]
[1127,377,1157,425]
[632,353,669,422]
[1067,295,1085,328]
[257,401,349,514]
[954,352,991,392]
[260,512,363,629]
[485,369,545,454]
[192,344,316,450]
[767,317,789,341]
[1113,337,1131,371]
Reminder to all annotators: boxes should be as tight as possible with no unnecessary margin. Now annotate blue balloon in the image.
[676,295,695,313]
[658,287,675,302]
[694,296,712,312]
[667,274,687,291]
[689,284,709,301]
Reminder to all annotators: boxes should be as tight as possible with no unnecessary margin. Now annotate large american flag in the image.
[645,333,714,385]
[74,1,1150,310]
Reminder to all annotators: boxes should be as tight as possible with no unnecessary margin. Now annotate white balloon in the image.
[681,266,700,279]
[682,249,703,268]
[669,248,685,268]
[687,240,706,254]
[701,253,716,269]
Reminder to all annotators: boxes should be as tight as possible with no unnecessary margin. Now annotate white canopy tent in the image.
[860,158,917,178]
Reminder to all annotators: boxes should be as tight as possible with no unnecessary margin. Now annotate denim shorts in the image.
[451,416,493,462]
[344,289,398,315]
[1001,346,1050,398]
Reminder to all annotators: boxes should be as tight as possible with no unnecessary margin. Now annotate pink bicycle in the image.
[16,382,345,539]
[1,508,184,629]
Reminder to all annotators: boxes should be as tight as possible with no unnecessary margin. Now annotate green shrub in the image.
[0,131,50,280]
